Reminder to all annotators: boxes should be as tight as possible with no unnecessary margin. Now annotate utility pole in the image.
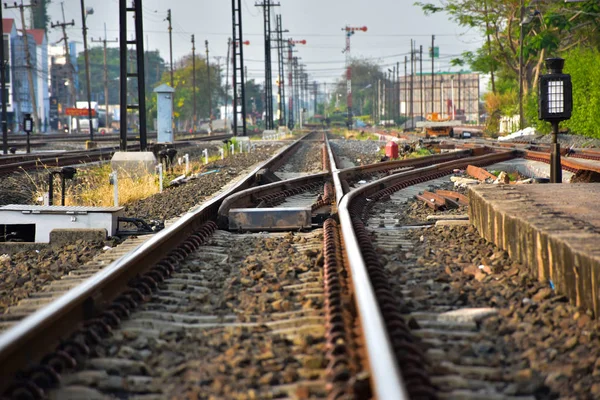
[225,38,231,133]
[205,40,212,133]
[274,14,287,127]
[191,35,196,131]
[255,0,280,130]
[342,25,367,130]
[167,9,174,87]
[431,35,435,115]
[92,25,118,132]
[286,39,304,129]
[51,3,76,110]
[6,0,39,132]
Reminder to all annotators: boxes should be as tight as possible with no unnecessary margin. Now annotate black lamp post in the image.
[538,57,572,184]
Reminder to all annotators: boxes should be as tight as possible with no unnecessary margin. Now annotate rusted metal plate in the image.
[229,207,312,231]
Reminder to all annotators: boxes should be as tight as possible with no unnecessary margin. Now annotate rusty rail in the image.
[0,135,302,394]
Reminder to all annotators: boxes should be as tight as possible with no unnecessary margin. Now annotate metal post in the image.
[80,0,94,142]
[48,173,54,206]
[133,0,147,150]
[550,121,562,183]
[61,174,66,206]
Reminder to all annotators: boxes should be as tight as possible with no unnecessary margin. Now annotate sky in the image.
[5,0,485,85]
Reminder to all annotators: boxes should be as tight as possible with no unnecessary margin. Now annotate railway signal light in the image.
[538,57,573,184]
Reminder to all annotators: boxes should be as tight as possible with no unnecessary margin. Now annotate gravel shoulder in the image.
[372,181,600,398]
[0,143,284,318]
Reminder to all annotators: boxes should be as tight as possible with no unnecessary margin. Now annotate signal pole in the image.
[286,39,305,129]
[342,25,367,130]
[92,25,118,131]
[6,0,39,132]
[51,3,76,109]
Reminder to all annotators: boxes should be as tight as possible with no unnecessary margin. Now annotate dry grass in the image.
[26,158,209,207]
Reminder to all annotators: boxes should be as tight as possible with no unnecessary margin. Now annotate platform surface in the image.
[469,183,600,315]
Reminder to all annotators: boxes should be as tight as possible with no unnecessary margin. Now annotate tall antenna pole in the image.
[342,25,367,130]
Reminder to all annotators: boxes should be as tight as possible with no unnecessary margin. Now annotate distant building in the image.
[1,19,50,132]
[2,19,16,130]
[398,71,481,124]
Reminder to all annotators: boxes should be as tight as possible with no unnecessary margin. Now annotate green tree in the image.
[147,54,223,130]
[525,47,600,139]
[32,0,50,31]
[77,48,166,128]
[416,0,600,132]
[328,59,386,121]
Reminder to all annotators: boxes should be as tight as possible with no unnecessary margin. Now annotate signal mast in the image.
[342,26,367,129]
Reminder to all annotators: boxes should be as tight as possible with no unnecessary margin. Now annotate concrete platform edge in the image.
[469,185,600,316]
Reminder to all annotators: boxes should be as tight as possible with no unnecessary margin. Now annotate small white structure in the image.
[0,205,123,243]
[154,84,175,143]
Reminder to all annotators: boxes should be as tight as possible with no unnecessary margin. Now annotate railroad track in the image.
[0,134,234,175]
[0,132,590,399]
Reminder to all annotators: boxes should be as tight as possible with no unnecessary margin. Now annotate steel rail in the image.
[333,146,516,399]
[217,171,329,224]
[0,136,303,390]
[323,134,408,400]
[0,135,235,174]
